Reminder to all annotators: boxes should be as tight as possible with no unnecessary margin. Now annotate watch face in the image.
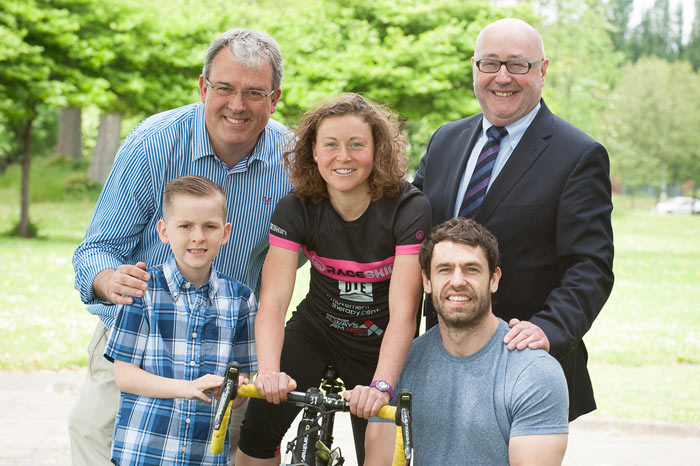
[375,380,389,391]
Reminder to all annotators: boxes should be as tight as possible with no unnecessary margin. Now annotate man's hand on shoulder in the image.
[93,262,150,305]
[504,318,550,352]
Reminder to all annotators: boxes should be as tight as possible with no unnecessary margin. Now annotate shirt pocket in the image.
[200,322,234,376]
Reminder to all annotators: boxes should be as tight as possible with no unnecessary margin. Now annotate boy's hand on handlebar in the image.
[182,374,224,403]
[343,385,391,419]
[253,371,297,404]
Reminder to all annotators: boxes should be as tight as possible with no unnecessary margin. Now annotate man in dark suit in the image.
[413,18,614,421]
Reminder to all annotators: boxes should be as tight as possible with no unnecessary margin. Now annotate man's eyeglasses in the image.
[205,79,275,102]
[474,58,544,74]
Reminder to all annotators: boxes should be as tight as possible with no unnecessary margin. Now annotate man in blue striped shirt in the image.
[70,29,291,466]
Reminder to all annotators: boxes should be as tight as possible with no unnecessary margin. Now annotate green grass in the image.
[586,207,700,366]
[0,168,699,423]
[588,363,700,423]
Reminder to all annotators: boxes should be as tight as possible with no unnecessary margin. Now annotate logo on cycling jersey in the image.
[270,223,287,236]
[326,314,384,336]
[311,255,326,272]
[338,280,373,302]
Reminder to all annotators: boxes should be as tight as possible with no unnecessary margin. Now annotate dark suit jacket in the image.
[414,100,614,421]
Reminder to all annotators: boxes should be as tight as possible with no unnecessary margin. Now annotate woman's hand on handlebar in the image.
[253,371,297,404]
[343,385,391,419]
[230,374,250,409]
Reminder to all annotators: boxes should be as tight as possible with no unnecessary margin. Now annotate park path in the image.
[1,369,699,465]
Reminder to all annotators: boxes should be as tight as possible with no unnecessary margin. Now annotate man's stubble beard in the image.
[432,286,492,330]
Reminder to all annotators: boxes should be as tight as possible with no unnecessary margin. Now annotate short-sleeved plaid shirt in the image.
[105,259,257,466]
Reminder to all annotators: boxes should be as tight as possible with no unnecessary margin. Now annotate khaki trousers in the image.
[68,320,246,465]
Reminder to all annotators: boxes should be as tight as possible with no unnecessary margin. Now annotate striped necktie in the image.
[458,125,508,219]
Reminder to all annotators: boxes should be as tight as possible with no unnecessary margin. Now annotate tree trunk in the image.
[19,119,34,238]
[56,106,82,159]
[88,112,123,183]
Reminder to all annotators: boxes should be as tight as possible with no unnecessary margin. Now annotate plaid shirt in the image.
[105,259,257,466]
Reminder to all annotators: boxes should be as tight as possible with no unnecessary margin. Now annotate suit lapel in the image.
[476,102,553,224]
[444,117,482,217]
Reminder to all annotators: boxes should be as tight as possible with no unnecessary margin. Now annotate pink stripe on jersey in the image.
[395,244,420,255]
[269,234,301,252]
[302,246,395,283]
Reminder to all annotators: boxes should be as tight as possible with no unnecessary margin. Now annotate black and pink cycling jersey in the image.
[269,181,431,356]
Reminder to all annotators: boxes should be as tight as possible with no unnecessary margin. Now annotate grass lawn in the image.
[0,197,97,369]
[1,166,698,423]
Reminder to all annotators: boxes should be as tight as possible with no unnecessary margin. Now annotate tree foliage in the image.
[685,0,700,70]
[537,0,624,141]
[241,0,519,164]
[0,0,96,235]
[605,57,700,190]
[2,0,699,218]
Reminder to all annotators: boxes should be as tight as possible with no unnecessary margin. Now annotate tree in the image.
[685,0,700,70]
[55,106,82,159]
[628,0,684,62]
[606,0,634,55]
[48,0,216,182]
[537,0,624,142]
[0,0,92,236]
[605,57,700,195]
[246,0,516,166]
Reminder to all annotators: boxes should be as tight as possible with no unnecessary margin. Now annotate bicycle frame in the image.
[282,367,347,466]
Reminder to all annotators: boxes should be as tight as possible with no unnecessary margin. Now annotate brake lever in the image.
[395,390,412,465]
[213,361,241,430]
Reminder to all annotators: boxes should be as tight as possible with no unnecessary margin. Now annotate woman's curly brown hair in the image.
[284,93,407,204]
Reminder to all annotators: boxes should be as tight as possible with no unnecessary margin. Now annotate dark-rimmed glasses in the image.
[204,79,275,102]
[474,58,544,74]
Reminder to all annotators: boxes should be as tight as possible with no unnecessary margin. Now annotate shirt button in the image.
[182,446,187,453]
[189,361,195,367]
[192,332,197,339]
[185,418,191,424]
[185,282,191,289]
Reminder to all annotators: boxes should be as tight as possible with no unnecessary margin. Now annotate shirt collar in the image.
[163,257,219,303]
[482,102,541,150]
[190,102,272,169]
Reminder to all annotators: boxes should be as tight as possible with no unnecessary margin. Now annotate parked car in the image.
[654,196,700,214]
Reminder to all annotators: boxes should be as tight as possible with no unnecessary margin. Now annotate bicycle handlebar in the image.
[236,383,398,421]
[209,362,412,465]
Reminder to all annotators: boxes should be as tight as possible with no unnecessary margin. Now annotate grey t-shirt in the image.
[378,319,568,465]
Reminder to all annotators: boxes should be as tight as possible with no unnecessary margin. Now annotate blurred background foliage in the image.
[1,0,700,236]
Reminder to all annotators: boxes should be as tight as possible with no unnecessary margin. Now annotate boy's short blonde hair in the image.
[163,176,227,220]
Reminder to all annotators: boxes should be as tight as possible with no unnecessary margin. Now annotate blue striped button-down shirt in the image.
[105,259,257,466]
[73,102,292,328]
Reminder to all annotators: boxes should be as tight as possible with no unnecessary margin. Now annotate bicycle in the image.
[210,362,413,466]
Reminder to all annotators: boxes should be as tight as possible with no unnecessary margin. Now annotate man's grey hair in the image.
[202,29,284,91]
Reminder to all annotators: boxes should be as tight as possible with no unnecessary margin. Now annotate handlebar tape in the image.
[209,400,232,455]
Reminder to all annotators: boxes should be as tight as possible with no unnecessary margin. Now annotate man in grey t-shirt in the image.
[365,218,568,465]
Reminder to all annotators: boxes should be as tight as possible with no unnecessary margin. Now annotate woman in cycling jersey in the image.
[236,94,431,465]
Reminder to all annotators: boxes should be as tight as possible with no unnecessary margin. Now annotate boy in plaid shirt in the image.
[104,176,256,465]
